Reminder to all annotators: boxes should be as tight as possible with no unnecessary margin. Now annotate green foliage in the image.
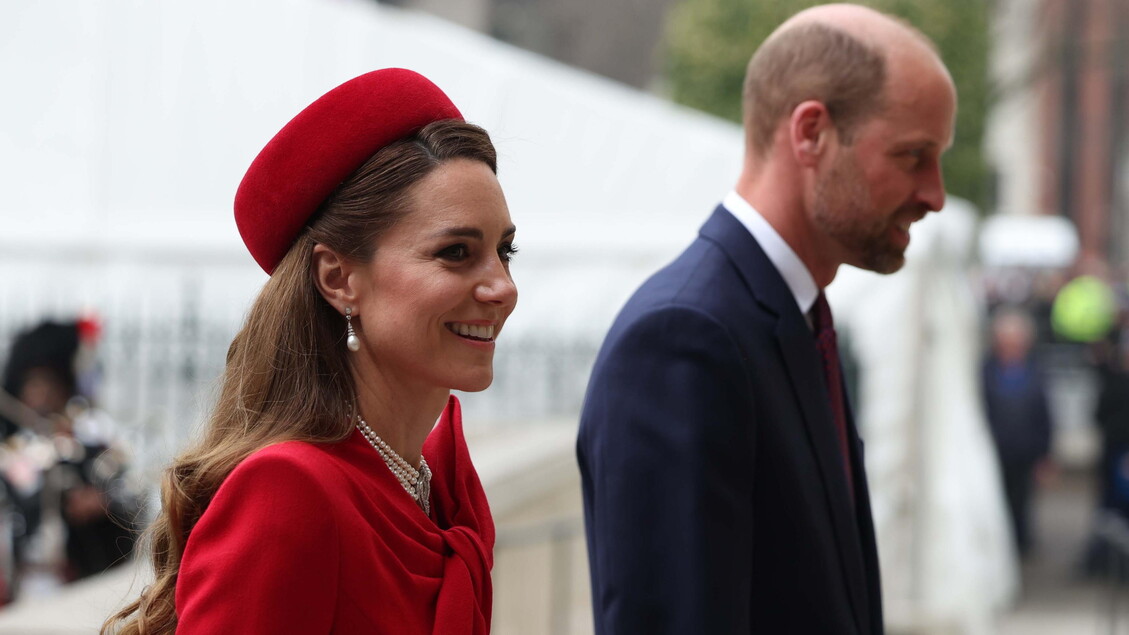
[663,0,992,209]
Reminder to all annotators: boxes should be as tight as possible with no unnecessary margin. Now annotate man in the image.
[577,4,956,633]
[982,309,1053,558]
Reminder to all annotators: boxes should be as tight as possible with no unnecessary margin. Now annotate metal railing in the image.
[0,251,602,468]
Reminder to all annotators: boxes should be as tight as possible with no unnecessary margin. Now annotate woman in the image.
[104,69,517,634]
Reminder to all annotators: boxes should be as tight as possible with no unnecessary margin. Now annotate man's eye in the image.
[898,150,924,168]
[438,244,469,261]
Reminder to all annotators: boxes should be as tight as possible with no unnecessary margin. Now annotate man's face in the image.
[812,59,956,274]
[992,319,1032,364]
[19,367,69,416]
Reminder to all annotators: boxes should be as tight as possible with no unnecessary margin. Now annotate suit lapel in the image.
[844,385,883,632]
[700,206,872,634]
[774,310,872,635]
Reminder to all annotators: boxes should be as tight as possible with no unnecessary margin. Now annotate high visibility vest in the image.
[1051,275,1117,343]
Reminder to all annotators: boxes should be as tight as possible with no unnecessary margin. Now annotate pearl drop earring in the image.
[345,307,360,352]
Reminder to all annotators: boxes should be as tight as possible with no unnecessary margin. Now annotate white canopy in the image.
[978,213,1079,268]
[1,0,742,341]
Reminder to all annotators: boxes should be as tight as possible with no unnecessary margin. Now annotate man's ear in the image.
[312,243,359,312]
[789,100,833,168]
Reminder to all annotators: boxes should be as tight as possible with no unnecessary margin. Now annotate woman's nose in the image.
[475,260,518,307]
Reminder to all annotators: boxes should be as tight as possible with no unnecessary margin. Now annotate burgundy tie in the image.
[811,293,854,498]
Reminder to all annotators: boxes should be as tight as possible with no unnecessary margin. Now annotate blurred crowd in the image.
[979,257,1129,573]
[0,318,142,605]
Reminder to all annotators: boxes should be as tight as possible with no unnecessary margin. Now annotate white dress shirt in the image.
[722,190,819,320]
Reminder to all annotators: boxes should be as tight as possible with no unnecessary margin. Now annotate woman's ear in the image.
[312,244,358,312]
[789,100,833,168]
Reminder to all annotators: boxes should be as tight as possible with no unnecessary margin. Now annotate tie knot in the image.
[812,292,834,333]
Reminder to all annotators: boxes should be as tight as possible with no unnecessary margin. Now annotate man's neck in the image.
[735,167,840,288]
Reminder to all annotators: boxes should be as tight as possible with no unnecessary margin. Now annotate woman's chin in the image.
[450,371,494,394]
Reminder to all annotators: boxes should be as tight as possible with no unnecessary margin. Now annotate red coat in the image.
[176,395,493,634]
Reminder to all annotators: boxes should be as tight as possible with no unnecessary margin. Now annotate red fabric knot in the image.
[811,292,854,502]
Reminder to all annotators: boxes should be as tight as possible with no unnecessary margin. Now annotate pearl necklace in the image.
[355,414,432,516]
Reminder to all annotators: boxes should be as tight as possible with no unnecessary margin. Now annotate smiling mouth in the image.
[895,209,930,233]
[445,323,496,342]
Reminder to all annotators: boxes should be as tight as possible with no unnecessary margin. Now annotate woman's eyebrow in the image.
[429,226,517,240]
[431,227,483,240]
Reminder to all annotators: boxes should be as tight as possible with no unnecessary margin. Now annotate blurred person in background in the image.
[1095,341,1129,517]
[55,392,140,582]
[982,308,1054,558]
[105,69,516,634]
[1051,259,1118,351]
[577,4,954,634]
[1028,269,1066,347]
[0,318,140,599]
[1046,259,1129,576]
[1082,318,1129,576]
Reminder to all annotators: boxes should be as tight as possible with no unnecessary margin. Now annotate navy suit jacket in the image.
[577,206,883,634]
[982,356,1052,467]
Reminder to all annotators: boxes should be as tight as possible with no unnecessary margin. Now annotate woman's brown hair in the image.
[103,119,497,634]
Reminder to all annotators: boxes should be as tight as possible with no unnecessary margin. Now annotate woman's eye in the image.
[499,243,519,263]
[437,244,469,261]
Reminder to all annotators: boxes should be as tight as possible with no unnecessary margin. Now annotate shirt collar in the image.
[722,190,819,316]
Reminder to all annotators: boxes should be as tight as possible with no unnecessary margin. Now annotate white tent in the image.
[978,213,1079,269]
[1,0,741,339]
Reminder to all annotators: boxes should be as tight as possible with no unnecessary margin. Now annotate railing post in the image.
[549,520,573,635]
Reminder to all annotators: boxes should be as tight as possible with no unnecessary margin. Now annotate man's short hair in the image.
[743,22,887,157]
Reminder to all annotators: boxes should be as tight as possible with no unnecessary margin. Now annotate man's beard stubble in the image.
[812,151,907,275]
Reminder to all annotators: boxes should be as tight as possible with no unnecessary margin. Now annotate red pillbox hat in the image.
[234,68,463,274]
